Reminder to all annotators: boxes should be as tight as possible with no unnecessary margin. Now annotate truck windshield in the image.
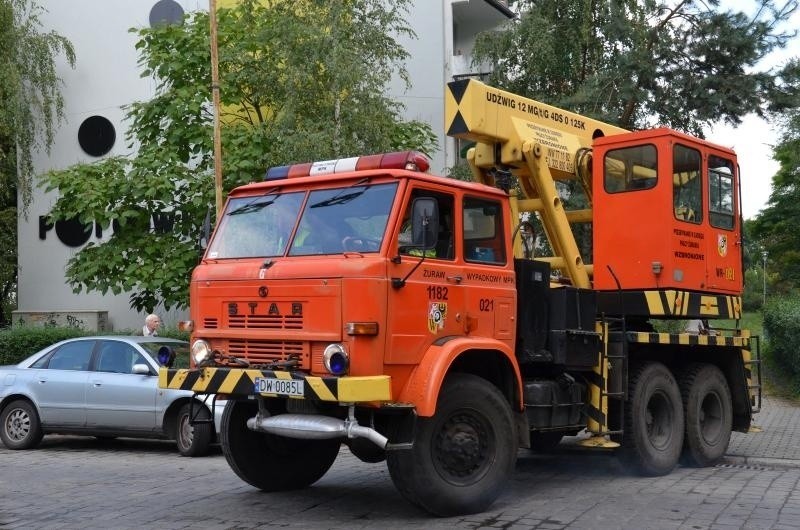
[206,183,398,259]
[206,191,305,259]
[289,182,398,256]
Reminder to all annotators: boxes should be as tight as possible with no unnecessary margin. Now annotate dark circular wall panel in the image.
[77,115,116,157]
[150,0,185,27]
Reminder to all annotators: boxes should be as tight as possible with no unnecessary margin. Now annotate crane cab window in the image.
[603,144,657,193]
[463,197,506,265]
[709,156,735,230]
[673,145,702,224]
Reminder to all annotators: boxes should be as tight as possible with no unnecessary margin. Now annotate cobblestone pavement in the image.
[0,395,798,529]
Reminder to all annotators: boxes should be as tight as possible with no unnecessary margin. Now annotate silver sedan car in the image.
[0,336,224,456]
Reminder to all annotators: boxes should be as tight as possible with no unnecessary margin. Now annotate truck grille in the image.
[228,314,303,329]
[227,339,309,367]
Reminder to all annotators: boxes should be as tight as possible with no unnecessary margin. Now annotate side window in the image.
[673,144,703,224]
[399,190,455,260]
[604,144,657,193]
[463,197,506,265]
[95,341,140,374]
[709,156,735,230]
[46,341,95,371]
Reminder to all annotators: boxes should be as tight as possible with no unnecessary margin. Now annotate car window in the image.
[95,341,142,374]
[45,341,95,371]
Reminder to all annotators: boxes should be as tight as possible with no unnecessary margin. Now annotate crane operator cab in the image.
[592,128,742,298]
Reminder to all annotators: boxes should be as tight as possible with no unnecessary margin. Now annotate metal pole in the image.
[209,0,223,218]
[762,250,768,306]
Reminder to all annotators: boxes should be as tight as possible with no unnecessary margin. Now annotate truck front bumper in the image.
[158,367,392,403]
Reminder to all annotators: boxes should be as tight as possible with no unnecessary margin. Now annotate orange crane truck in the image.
[159,79,760,516]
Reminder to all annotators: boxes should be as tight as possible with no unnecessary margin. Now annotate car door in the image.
[85,340,157,431]
[34,340,94,427]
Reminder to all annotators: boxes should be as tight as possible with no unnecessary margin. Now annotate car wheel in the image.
[0,399,44,450]
[176,403,213,457]
[221,399,340,491]
[387,373,517,516]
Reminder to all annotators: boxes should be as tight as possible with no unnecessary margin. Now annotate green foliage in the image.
[41,0,434,312]
[0,0,75,210]
[0,326,90,365]
[752,109,800,293]
[473,0,800,135]
[763,297,800,379]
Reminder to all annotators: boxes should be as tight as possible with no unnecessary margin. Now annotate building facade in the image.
[17,0,513,330]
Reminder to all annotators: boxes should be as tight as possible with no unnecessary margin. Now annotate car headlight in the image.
[323,343,349,376]
[191,340,214,366]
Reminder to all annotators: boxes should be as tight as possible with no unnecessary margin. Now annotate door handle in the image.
[447,275,463,284]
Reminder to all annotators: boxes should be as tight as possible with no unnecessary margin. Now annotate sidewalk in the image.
[725,394,800,468]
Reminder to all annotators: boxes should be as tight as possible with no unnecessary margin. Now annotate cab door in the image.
[385,187,465,365]
[705,155,742,294]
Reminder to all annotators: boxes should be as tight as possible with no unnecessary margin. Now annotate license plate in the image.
[254,377,304,397]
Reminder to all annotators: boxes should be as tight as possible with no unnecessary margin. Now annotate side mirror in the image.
[199,208,212,250]
[133,363,153,375]
[411,198,438,249]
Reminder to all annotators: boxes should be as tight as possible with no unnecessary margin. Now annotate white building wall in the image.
[18,0,510,331]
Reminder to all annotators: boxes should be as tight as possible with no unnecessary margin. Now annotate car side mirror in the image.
[132,363,152,375]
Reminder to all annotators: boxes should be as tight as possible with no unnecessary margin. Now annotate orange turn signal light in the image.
[345,322,379,336]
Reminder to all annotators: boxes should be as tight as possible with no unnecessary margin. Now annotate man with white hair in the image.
[142,314,161,336]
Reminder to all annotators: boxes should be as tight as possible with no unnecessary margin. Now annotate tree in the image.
[473,0,799,135]
[0,0,74,325]
[42,0,437,313]
[751,102,800,293]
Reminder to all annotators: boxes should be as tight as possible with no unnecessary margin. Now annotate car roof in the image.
[51,336,188,347]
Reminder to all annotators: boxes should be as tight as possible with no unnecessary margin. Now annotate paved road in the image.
[1,394,799,529]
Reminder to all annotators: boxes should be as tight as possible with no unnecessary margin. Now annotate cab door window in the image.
[708,156,735,230]
[463,197,506,265]
[399,190,454,260]
[673,144,703,223]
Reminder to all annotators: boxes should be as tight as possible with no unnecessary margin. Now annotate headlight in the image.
[323,343,349,376]
[191,340,213,366]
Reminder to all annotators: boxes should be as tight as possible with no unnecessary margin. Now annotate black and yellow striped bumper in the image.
[627,331,750,347]
[158,367,392,402]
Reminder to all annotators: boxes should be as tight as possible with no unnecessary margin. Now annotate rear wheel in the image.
[620,362,683,476]
[0,400,43,450]
[221,400,340,491]
[176,403,213,457]
[679,363,732,467]
[387,373,517,516]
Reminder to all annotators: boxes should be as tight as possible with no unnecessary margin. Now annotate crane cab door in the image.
[703,154,740,294]
[385,187,465,365]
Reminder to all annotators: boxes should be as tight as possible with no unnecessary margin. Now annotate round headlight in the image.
[323,343,349,376]
[191,340,213,366]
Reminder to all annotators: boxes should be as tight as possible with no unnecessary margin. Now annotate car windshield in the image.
[206,182,398,258]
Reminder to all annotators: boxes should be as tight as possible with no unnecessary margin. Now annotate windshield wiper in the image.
[227,186,281,216]
[309,178,370,209]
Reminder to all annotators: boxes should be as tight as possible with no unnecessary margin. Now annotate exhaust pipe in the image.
[247,413,389,449]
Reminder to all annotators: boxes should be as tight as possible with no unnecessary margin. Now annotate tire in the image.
[529,432,564,453]
[679,363,732,467]
[387,373,517,516]
[620,362,683,476]
[176,403,213,457]
[221,400,340,491]
[0,400,44,450]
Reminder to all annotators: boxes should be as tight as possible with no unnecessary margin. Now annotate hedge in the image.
[0,327,190,366]
[762,297,800,377]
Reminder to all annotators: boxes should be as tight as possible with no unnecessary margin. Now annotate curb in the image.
[720,455,800,470]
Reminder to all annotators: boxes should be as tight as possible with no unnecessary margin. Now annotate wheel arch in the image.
[162,397,213,440]
[396,337,522,417]
[0,394,41,419]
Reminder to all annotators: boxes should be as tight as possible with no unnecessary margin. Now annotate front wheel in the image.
[0,400,43,450]
[679,363,732,467]
[221,400,340,491]
[176,403,213,457]
[387,373,517,516]
[620,362,684,476]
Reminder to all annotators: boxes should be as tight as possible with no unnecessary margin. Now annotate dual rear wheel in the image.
[621,361,732,475]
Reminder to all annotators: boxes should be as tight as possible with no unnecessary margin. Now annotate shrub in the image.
[763,297,800,376]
